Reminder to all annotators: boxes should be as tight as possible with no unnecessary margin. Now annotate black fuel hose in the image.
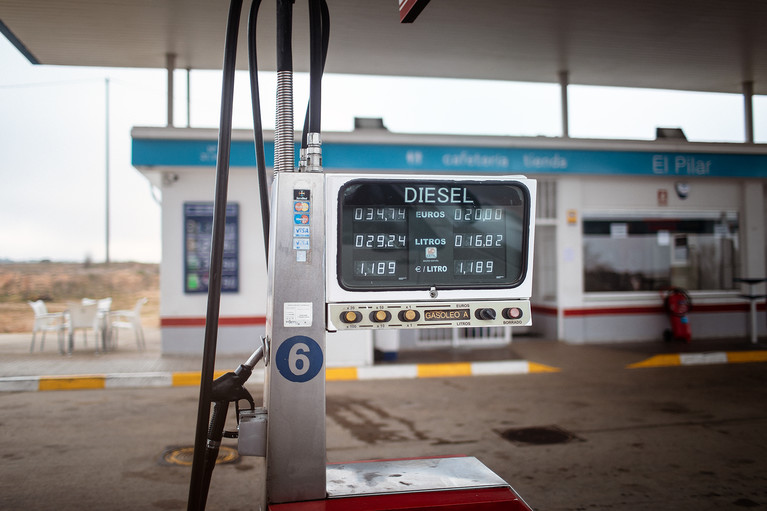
[308,0,322,134]
[187,0,243,509]
[301,0,329,150]
[276,0,293,73]
[247,0,269,261]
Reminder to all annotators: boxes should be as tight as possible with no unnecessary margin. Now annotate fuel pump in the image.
[188,1,535,509]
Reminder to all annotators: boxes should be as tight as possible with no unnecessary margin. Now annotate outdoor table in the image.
[734,277,766,344]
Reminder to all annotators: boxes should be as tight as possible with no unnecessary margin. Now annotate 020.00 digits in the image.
[453,207,504,222]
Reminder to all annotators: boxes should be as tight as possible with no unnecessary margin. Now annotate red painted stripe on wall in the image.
[531,302,757,317]
[161,316,267,327]
[564,306,665,317]
[531,305,558,315]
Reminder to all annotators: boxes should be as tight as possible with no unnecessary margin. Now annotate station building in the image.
[132,125,767,359]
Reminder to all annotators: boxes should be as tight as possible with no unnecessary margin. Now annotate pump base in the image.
[269,456,532,511]
[270,486,530,510]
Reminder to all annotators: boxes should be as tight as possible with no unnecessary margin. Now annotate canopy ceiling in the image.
[2,0,767,95]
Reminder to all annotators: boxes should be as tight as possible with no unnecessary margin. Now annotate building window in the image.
[583,213,739,292]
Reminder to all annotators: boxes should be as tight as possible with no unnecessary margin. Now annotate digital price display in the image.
[337,180,531,291]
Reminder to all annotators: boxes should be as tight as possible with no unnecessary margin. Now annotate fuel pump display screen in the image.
[337,180,530,290]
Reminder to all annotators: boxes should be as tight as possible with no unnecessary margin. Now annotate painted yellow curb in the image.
[171,370,229,387]
[417,362,473,378]
[326,367,358,381]
[628,350,767,369]
[726,351,767,364]
[39,375,106,391]
[1,359,558,393]
[627,354,681,369]
[527,361,561,373]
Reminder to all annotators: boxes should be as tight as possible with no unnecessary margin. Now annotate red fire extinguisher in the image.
[663,287,692,343]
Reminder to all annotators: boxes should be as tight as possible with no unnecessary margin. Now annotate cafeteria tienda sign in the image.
[440,151,568,171]
[441,151,512,169]
[131,136,767,178]
[522,153,568,170]
[434,148,767,177]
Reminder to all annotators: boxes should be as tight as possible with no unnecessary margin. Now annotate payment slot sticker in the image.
[293,189,311,261]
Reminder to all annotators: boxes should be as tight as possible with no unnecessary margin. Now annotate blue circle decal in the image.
[274,336,323,383]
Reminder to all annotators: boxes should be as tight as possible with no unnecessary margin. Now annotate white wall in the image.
[158,167,268,354]
[160,167,268,320]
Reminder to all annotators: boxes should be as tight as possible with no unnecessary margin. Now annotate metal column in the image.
[263,172,327,504]
[559,70,570,139]
[166,52,176,127]
[743,80,754,143]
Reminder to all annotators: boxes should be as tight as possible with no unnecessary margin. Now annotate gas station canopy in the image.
[2,0,767,95]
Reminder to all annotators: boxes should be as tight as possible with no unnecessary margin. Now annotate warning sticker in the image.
[284,302,313,327]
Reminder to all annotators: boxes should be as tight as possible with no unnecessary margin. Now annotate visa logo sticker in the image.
[293,239,310,250]
[294,225,310,237]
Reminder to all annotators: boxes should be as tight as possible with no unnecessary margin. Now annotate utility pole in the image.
[105,77,111,264]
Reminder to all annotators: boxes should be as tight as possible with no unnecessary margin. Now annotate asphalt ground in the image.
[1,329,766,510]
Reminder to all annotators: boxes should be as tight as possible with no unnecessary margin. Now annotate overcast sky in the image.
[1,34,765,263]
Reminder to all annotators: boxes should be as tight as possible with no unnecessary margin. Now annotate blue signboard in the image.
[133,137,767,178]
[183,202,239,294]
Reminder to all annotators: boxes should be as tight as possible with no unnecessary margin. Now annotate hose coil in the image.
[275,70,295,172]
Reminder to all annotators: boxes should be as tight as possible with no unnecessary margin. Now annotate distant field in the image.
[0,262,159,333]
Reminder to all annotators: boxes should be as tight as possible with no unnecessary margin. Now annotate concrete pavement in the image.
[1,329,767,510]
[2,346,767,510]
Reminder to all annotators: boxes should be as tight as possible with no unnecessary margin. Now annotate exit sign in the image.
[399,0,431,23]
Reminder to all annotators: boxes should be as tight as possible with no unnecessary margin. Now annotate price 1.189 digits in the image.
[454,260,496,275]
[354,260,398,276]
[355,233,407,249]
[454,233,503,248]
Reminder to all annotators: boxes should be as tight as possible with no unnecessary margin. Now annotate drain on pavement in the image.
[159,445,240,467]
[497,425,583,446]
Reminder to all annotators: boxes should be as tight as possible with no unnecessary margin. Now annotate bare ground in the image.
[0,262,159,333]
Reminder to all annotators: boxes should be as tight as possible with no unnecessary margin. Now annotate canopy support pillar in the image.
[559,70,570,138]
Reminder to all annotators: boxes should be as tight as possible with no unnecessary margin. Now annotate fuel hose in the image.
[187,0,243,509]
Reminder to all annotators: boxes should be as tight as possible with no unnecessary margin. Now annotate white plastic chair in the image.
[64,301,100,354]
[27,300,66,352]
[83,297,113,350]
[109,298,147,351]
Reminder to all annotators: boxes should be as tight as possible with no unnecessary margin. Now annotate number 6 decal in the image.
[275,336,323,382]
